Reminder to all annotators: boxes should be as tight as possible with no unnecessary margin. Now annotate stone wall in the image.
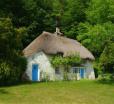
[84,60,95,79]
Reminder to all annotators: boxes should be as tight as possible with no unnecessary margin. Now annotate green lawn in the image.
[0,80,114,104]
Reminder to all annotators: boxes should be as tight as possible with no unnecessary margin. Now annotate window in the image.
[71,67,86,73]
[72,67,79,73]
[55,68,60,74]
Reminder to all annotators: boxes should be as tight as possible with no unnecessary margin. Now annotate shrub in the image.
[93,61,102,78]
[51,55,81,67]
[63,71,69,81]
[99,42,114,73]
[50,54,82,81]
[98,73,114,81]
[0,60,17,85]
[12,56,27,79]
[40,71,50,82]
[0,58,27,86]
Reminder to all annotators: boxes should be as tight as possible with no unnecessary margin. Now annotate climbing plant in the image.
[50,54,82,80]
[51,54,81,68]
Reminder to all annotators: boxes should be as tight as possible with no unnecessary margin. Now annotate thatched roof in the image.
[23,32,95,60]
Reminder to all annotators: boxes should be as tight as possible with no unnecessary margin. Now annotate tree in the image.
[0,18,27,85]
[86,0,114,24]
[0,18,27,58]
[77,22,114,57]
[0,0,54,47]
[51,0,90,38]
[100,41,114,73]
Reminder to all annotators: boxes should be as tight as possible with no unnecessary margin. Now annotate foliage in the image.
[23,0,54,45]
[0,61,13,84]
[40,71,50,82]
[99,42,114,73]
[0,0,54,47]
[60,0,90,38]
[50,54,81,80]
[0,58,26,86]
[0,18,27,58]
[51,54,81,68]
[77,22,114,57]
[0,18,27,85]
[93,61,101,78]
[86,0,114,24]
[98,74,114,81]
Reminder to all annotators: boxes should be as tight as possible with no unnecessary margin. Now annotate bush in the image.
[98,73,114,81]
[99,42,114,73]
[0,58,27,86]
[40,71,50,82]
[63,71,69,81]
[12,56,27,79]
[93,61,102,78]
[0,61,17,85]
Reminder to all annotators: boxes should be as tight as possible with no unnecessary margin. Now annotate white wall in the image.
[26,52,55,81]
[25,52,95,81]
[84,60,95,79]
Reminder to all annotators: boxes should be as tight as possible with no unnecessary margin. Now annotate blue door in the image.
[32,64,38,81]
[80,68,85,78]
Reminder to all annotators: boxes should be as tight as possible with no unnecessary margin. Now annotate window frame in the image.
[71,67,86,74]
[55,67,60,75]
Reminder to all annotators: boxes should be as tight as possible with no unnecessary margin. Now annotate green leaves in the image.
[86,0,114,24]
[99,42,114,72]
[77,22,114,57]
[0,58,27,85]
[0,18,27,58]
[51,55,81,68]
[0,18,27,85]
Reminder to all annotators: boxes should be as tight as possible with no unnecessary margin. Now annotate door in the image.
[80,68,85,78]
[32,64,38,81]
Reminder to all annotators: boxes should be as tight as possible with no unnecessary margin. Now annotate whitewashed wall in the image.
[25,52,95,81]
[26,52,55,81]
[59,60,95,80]
[84,60,95,79]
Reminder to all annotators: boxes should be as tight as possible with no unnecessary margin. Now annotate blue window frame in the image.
[71,67,86,79]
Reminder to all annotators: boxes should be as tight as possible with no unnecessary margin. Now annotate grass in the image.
[0,80,114,104]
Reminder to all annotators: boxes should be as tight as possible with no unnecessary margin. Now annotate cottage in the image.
[23,30,95,81]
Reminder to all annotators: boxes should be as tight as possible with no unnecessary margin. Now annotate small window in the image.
[55,68,60,74]
[72,68,79,73]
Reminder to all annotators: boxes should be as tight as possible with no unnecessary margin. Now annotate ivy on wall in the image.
[50,54,82,68]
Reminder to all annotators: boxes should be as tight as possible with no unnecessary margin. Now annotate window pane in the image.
[72,68,78,73]
[55,68,60,74]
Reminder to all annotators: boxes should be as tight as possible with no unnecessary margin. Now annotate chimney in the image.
[55,27,63,36]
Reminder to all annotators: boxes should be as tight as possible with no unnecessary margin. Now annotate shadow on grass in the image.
[0,81,41,88]
[1,80,114,88]
[0,89,9,94]
[0,80,77,87]
[95,79,114,85]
